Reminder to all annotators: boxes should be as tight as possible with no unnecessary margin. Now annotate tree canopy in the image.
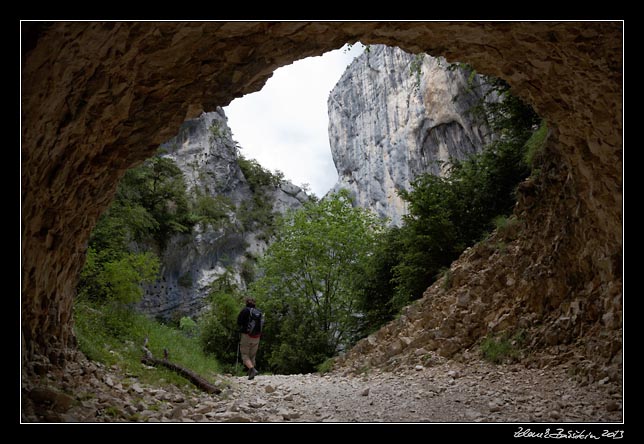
[77,155,194,305]
[249,189,384,374]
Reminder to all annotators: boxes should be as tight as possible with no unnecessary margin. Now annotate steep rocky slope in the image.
[136,109,307,319]
[336,139,622,386]
[328,45,493,225]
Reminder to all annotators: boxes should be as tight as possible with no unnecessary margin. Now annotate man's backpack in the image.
[246,307,264,335]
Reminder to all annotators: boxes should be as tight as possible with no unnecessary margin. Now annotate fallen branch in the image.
[141,338,221,394]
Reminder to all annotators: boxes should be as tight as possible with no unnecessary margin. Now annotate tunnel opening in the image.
[21,22,622,421]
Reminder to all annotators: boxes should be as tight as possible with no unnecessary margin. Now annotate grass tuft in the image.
[523,120,548,168]
[480,331,526,364]
[316,357,335,374]
[74,300,221,388]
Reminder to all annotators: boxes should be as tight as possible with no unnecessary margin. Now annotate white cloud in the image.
[224,43,365,198]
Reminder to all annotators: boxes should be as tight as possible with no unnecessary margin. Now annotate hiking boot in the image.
[248,368,259,380]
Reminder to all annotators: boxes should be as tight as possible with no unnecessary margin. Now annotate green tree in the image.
[123,156,194,248]
[353,227,404,334]
[250,190,383,374]
[392,82,541,305]
[78,248,159,304]
[179,316,199,338]
[238,155,283,191]
[100,252,160,304]
[394,173,460,305]
[236,154,284,238]
[198,273,243,366]
[192,191,233,230]
[77,155,191,303]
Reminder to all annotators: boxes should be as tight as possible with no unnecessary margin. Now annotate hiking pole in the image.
[235,335,241,374]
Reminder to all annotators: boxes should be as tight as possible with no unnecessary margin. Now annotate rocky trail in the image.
[22,355,622,423]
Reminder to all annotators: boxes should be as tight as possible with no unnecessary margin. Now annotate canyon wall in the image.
[329,45,493,225]
[137,109,307,319]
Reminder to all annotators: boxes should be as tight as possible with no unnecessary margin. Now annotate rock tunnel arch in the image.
[21,22,622,373]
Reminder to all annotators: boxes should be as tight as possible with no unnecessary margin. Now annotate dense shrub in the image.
[198,275,244,366]
[250,190,383,374]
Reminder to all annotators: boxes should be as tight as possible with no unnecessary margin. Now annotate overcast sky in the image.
[224,43,365,198]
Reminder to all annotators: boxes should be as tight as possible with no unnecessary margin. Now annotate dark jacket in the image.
[237,305,262,336]
[237,306,251,333]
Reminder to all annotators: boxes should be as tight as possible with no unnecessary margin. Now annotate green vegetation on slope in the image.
[77,154,195,304]
[237,153,285,240]
[74,140,290,384]
[74,153,223,387]
[74,145,288,381]
[480,330,527,364]
[74,300,221,387]
[77,148,288,307]
[354,79,545,337]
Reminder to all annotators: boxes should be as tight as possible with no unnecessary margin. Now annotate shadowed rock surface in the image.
[22,23,622,415]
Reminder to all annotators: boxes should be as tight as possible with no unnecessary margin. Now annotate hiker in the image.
[237,297,263,380]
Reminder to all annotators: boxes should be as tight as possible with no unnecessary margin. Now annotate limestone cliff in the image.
[136,109,307,319]
[328,45,493,225]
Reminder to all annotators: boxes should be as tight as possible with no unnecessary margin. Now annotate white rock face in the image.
[137,108,307,319]
[328,45,494,226]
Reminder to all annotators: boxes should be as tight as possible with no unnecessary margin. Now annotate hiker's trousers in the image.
[240,333,260,369]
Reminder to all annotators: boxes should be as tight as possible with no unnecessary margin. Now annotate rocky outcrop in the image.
[22,23,622,381]
[328,45,492,225]
[136,109,307,319]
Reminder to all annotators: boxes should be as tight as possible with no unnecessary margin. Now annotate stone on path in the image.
[249,398,267,408]
[222,414,252,423]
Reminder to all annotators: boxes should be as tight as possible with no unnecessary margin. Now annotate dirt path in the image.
[22,357,622,423]
[221,362,621,423]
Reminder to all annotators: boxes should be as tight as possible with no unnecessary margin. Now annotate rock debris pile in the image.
[22,355,621,423]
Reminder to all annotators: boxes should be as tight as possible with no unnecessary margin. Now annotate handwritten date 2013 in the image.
[514,427,624,440]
